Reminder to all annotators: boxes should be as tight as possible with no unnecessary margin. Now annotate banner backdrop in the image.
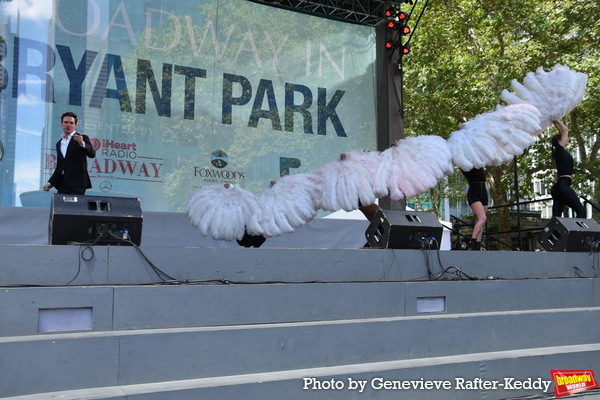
[0,0,377,212]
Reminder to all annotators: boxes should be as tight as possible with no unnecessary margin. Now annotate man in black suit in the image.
[42,112,96,194]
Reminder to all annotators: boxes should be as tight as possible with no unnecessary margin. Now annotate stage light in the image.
[384,6,411,54]
[385,6,408,23]
[38,308,93,332]
[386,6,408,20]
[388,20,410,31]
[417,297,446,313]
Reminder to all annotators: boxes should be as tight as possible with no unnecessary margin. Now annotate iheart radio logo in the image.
[551,370,598,397]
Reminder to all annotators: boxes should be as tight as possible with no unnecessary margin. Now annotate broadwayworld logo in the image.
[551,370,599,397]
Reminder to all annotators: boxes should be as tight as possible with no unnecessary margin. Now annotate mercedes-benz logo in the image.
[99,181,112,192]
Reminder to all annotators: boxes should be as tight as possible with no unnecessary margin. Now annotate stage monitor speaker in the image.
[50,194,143,246]
[365,210,443,249]
[537,217,600,252]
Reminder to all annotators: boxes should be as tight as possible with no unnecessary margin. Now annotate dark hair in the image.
[551,134,561,148]
[61,112,78,123]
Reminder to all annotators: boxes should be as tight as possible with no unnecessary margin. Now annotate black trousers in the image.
[551,177,586,218]
[56,184,87,195]
[54,174,87,195]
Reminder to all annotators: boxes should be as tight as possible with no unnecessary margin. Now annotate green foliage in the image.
[402,0,600,219]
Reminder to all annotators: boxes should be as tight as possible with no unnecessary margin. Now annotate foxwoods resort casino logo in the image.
[210,150,228,168]
[193,150,245,184]
[551,370,599,397]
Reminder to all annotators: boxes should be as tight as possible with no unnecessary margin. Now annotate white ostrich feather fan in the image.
[186,67,587,243]
[447,103,542,171]
[373,135,453,200]
[316,150,381,212]
[187,184,264,242]
[256,174,322,238]
[501,64,588,131]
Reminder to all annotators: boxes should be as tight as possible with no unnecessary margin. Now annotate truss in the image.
[247,0,394,26]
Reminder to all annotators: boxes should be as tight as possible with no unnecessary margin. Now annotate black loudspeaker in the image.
[50,194,143,245]
[537,217,600,252]
[365,209,443,249]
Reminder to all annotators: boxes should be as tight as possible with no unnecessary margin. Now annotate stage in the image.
[2,205,599,285]
[1,206,600,399]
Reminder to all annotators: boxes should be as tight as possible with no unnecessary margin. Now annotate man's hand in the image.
[73,132,84,146]
[42,183,52,191]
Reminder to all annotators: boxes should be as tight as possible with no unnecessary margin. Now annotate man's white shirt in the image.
[60,132,85,158]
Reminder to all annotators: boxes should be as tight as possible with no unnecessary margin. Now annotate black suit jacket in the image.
[48,132,96,189]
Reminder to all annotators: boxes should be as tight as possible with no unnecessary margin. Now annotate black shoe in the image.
[464,238,475,250]
[237,232,266,248]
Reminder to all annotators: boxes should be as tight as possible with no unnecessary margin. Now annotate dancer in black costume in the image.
[461,167,488,250]
[550,119,586,218]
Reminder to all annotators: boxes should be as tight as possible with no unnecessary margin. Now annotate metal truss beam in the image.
[247,0,393,26]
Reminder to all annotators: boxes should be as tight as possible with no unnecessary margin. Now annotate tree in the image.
[401,0,600,238]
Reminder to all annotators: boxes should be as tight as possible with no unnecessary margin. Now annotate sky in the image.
[4,0,51,204]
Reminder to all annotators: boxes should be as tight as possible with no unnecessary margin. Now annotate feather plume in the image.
[501,64,588,131]
[375,135,453,200]
[256,174,322,238]
[187,184,264,241]
[447,104,542,171]
[316,151,380,211]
